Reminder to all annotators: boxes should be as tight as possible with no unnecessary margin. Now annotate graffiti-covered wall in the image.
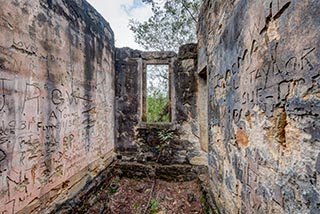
[198,0,320,213]
[0,0,115,213]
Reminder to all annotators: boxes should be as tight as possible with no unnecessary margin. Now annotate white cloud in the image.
[86,0,152,50]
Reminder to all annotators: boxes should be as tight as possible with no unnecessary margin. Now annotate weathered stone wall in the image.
[115,45,207,165]
[0,0,115,213]
[115,48,144,158]
[198,0,320,213]
[175,44,208,165]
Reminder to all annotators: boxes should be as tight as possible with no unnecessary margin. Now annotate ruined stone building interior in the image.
[0,0,319,213]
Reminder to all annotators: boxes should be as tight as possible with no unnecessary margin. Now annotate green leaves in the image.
[149,199,159,214]
[158,129,174,143]
[129,0,201,52]
[146,90,170,122]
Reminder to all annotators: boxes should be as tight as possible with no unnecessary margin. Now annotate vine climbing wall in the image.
[0,0,115,213]
[198,0,320,213]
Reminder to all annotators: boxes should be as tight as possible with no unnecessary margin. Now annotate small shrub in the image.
[149,199,159,214]
[107,183,118,195]
[158,129,174,143]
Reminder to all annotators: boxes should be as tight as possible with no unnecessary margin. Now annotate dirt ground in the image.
[84,176,207,214]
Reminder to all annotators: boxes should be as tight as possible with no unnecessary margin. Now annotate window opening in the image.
[145,64,170,123]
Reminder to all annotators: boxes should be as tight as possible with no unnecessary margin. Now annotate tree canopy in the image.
[129,0,201,52]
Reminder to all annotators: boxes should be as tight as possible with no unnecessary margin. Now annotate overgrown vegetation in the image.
[129,0,201,52]
[146,64,170,122]
[147,90,170,122]
[155,129,175,161]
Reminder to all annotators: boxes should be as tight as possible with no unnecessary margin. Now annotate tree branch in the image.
[180,0,198,24]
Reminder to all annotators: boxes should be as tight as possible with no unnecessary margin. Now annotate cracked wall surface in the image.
[198,0,320,213]
[0,0,115,213]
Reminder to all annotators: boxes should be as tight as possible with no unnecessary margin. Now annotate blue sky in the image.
[86,0,153,49]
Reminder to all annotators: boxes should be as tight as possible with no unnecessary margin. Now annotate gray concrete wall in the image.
[0,0,115,213]
[198,0,320,213]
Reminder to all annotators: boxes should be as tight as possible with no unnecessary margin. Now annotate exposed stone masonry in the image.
[115,45,207,165]
[0,0,115,213]
[0,0,319,213]
[198,0,320,213]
